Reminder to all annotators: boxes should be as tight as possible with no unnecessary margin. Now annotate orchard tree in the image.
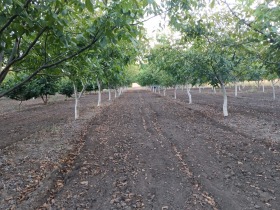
[58,77,74,99]
[62,57,92,120]
[0,0,159,97]
[2,73,39,109]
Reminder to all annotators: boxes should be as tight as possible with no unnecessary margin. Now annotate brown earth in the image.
[1,88,280,210]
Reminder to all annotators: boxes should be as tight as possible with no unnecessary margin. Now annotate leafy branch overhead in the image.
[0,0,157,97]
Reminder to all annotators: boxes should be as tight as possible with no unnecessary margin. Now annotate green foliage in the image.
[2,73,40,102]
[58,78,74,98]
[35,76,58,101]
[0,0,154,97]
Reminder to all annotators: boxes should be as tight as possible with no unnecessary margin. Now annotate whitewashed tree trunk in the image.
[163,88,166,96]
[199,86,202,93]
[221,83,228,117]
[115,89,117,98]
[186,85,192,104]
[118,87,122,96]
[213,86,216,94]
[238,85,241,91]
[0,48,4,71]
[174,86,177,99]
[158,87,161,94]
[262,84,265,92]
[97,79,102,106]
[73,82,86,120]
[234,82,238,97]
[272,80,276,100]
[73,84,79,120]
[108,88,111,101]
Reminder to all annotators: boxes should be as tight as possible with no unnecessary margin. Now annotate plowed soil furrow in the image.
[41,90,280,210]
[0,94,106,149]
[2,89,280,210]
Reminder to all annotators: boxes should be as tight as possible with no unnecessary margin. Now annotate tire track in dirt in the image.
[41,91,192,209]
[163,91,280,152]
[149,91,280,210]
[139,92,219,210]
[26,90,280,210]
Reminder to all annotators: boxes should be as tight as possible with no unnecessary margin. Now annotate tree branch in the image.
[0,27,48,84]
[0,29,103,98]
[0,0,32,35]
[221,0,276,43]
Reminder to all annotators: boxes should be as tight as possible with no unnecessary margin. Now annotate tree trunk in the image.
[272,80,276,100]
[73,81,86,120]
[213,86,216,94]
[73,84,79,120]
[19,100,23,111]
[0,47,4,72]
[221,83,228,117]
[97,79,102,106]
[163,88,166,96]
[41,95,48,104]
[174,86,177,99]
[199,86,201,93]
[234,82,238,97]
[115,89,117,98]
[118,87,122,96]
[186,84,192,104]
[108,88,111,101]
[262,84,265,92]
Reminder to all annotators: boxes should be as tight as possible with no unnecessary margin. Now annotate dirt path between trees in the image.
[38,90,279,210]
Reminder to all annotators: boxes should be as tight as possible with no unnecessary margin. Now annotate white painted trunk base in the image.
[97,80,101,106]
[272,81,276,100]
[108,89,111,101]
[221,84,228,117]
[186,85,192,104]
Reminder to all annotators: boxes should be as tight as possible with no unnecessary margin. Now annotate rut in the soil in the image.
[39,90,279,210]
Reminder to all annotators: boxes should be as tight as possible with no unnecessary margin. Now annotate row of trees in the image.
[0,0,155,118]
[138,0,280,117]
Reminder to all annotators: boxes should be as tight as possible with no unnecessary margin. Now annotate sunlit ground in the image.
[131,83,141,88]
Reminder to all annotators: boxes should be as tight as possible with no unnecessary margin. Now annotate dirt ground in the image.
[0,88,280,210]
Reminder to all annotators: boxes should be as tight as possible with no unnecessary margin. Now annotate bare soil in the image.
[1,88,280,210]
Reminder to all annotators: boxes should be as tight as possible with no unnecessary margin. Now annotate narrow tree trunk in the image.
[108,88,111,101]
[213,86,216,94]
[199,86,202,93]
[174,86,177,99]
[97,79,101,106]
[73,82,86,120]
[73,84,79,120]
[163,88,166,96]
[234,82,238,97]
[272,80,276,100]
[118,87,122,96]
[115,89,117,98]
[238,84,241,91]
[221,83,228,117]
[19,100,23,111]
[262,84,265,92]
[0,47,4,71]
[41,95,48,104]
[186,85,192,104]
